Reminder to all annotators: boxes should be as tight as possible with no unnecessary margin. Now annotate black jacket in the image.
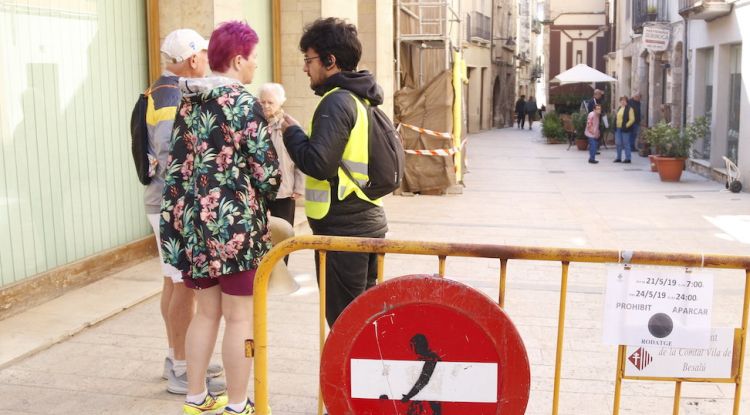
[618,104,635,133]
[525,100,537,115]
[585,98,599,113]
[515,99,526,115]
[283,71,388,237]
[628,98,641,124]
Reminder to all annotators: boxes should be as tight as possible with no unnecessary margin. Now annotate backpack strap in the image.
[145,83,178,96]
[334,89,368,192]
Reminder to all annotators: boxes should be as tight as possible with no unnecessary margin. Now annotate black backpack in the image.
[340,94,405,200]
[130,84,177,185]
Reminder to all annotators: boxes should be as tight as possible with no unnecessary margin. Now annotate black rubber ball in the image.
[648,313,674,338]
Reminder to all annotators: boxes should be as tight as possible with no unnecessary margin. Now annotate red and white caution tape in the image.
[398,123,453,139]
[404,138,468,156]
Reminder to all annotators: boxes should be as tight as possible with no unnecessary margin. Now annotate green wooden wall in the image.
[0,1,150,287]
[244,0,274,95]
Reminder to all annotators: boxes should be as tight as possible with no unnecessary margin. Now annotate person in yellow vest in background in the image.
[281,17,388,327]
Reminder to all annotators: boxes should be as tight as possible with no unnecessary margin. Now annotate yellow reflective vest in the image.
[305,87,383,220]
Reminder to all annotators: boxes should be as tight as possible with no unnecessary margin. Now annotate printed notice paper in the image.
[603,267,713,348]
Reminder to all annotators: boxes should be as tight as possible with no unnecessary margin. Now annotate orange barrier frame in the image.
[252,235,750,415]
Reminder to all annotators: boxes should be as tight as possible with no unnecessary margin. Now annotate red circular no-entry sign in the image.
[320,274,530,415]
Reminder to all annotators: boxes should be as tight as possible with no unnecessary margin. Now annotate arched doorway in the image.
[492,77,502,128]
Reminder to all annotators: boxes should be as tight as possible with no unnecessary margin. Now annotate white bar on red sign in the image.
[350,359,498,402]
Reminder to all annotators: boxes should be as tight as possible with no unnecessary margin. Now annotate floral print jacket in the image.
[160,81,280,279]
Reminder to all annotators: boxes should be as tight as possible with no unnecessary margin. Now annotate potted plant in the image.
[643,122,673,172]
[639,139,652,159]
[571,112,589,150]
[541,111,567,144]
[645,118,708,182]
[684,116,710,153]
[644,122,681,180]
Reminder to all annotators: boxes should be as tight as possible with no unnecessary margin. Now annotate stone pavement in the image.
[1,125,750,414]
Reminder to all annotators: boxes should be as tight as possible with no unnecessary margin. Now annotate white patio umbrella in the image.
[551,63,616,84]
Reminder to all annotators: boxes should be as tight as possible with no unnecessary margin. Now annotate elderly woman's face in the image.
[258,91,282,119]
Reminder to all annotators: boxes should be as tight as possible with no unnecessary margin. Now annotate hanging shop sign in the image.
[643,26,671,52]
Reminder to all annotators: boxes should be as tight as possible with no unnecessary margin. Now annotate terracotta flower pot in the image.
[575,138,588,151]
[654,157,686,182]
[648,154,658,172]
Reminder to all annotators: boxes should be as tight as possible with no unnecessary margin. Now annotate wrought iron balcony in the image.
[467,11,491,44]
[530,63,543,80]
[531,19,542,34]
[632,0,669,34]
[679,0,732,21]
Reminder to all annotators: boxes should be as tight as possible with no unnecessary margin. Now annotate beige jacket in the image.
[268,116,305,199]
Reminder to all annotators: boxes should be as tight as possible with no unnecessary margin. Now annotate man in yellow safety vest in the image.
[281,17,388,327]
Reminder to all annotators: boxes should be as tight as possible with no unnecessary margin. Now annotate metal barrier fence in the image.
[252,235,750,415]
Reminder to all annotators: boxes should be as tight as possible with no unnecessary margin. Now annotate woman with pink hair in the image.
[161,21,280,415]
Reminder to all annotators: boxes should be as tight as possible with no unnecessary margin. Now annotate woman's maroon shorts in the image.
[183,269,256,296]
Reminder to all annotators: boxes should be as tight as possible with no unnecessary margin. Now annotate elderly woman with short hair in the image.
[161,21,280,415]
[258,83,304,231]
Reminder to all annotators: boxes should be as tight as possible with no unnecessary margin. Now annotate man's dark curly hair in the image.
[299,17,361,71]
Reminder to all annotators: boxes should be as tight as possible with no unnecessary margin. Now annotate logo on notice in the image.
[628,347,653,370]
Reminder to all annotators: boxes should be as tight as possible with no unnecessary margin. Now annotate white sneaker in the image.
[163,357,224,379]
[167,367,227,395]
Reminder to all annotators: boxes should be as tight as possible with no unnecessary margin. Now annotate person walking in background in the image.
[585,104,602,164]
[628,93,642,152]
[258,83,305,230]
[138,28,225,396]
[585,89,604,113]
[614,96,636,163]
[160,21,280,415]
[514,95,526,129]
[281,17,389,327]
[525,96,538,130]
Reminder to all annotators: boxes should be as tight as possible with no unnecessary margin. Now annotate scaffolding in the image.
[396,0,461,89]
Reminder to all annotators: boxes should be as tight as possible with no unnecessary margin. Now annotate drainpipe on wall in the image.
[682,16,689,128]
[490,0,495,127]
